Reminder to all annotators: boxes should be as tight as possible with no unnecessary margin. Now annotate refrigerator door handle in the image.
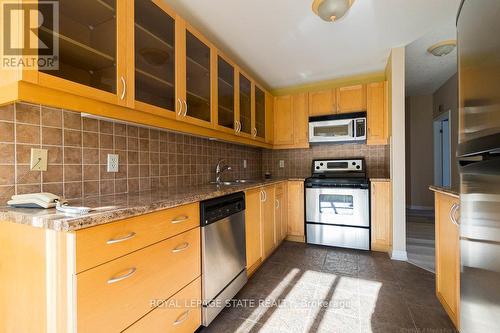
[449,203,460,226]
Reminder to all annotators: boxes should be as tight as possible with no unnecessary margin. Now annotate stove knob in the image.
[316,166,320,170]
[356,165,361,169]
[352,162,356,166]
[320,163,324,166]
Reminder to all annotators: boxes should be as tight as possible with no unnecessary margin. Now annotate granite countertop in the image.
[0,178,304,232]
[429,185,460,198]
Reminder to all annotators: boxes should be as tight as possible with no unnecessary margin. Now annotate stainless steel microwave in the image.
[309,112,366,143]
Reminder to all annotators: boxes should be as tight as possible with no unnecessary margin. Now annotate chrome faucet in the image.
[215,159,232,184]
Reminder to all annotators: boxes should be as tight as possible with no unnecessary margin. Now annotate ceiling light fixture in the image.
[427,40,457,57]
[312,0,355,22]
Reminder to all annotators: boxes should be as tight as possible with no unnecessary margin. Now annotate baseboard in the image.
[391,250,408,261]
[286,235,305,243]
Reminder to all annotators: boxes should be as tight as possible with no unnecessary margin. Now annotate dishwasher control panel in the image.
[200,192,245,226]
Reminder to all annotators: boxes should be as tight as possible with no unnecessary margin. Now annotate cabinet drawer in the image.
[125,277,201,333]
[76,202,199,272]
[77,228,201,333]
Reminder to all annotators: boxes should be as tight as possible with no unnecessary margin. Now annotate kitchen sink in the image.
[209,179,258,186]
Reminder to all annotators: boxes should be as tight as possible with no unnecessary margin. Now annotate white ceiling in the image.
[163,0,461,90]
[405,25,458,96]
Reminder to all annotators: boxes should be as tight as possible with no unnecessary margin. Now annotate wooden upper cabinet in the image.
[177,21,213,127]
[309,89,336,116]
[265,92,274,144]
[37,0,128,105]
[273,95,294,145]
[367,81,389,145]
[336,84,366,113]
[133,0,177,116]
[237,72,253,137]
[254,85,266,140]
[215,54,236,133]
[292,93,309,146]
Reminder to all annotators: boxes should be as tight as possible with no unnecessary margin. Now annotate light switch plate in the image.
[107,154,119,172]
[30,148,48,171]
[279,160,285,168]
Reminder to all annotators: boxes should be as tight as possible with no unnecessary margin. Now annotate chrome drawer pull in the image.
[172,242,190,253]
[171,215,189,224]
[107,267,136,284]
[106,232,136,245]
[173,310,190,326]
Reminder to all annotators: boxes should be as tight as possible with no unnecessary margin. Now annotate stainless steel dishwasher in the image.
[200,192,247,326]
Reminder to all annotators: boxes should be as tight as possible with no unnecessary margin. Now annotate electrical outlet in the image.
[279,160,285,168]
[107,154,119,172]
[30,148,48,171]
[243,159,247,169]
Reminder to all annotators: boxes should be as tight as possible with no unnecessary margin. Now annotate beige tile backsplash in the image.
[0,102,390,203]
[262,144,390,179]
[0,102,261,202]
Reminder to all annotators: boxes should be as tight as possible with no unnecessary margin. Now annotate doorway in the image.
[434,111,451,187]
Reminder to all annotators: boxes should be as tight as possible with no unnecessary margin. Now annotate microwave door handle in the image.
[351,120,356,137]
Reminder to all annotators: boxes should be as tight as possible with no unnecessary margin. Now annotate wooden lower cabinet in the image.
[245,182,290,276]
[0,205,203,333]
[286,181,305,242]
[262,185,276,259]
[434,191,460,329]
[124,277,201,333]
[77,227,201,332]
[275,183,287,243]
[370,180,392,252]
[245,188,263,274]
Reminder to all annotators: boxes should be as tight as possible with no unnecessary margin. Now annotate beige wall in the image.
[433,73,459,190]
[405,94,435,209]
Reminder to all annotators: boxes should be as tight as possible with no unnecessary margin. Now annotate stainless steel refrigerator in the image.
[457,1,500,332]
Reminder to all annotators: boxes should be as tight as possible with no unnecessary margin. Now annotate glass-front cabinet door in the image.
[254,85,266,140]
[177,22,213,127]
[238,72,252,136]
[38,0,127,105]
[216,54,236,133]
[134,0,176,116]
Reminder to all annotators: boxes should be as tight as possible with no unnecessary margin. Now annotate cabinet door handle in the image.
[252,128,257,138]
[237,121,241,133]
[183,100,188,117]
[449,203,460,226]
[120,76,127,100]
[275,199,279,209]
[106,232,136,245]
[260,190,265,202]
[177,98,183,116]
[107,267,136,284]
[172,242,190,253]
[173,310,190,326]
[171,215,189,224]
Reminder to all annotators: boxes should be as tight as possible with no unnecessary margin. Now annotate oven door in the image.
[309,119,354,143]
[306,187,369,227]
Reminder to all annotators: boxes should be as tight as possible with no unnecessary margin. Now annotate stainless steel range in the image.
[305,158,370,250]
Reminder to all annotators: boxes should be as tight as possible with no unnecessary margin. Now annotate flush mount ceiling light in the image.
[427,40,457,57]
[312,0,355,22]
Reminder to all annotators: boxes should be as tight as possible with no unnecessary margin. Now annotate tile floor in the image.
[201,241,457,333]
[407,210,436,272]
